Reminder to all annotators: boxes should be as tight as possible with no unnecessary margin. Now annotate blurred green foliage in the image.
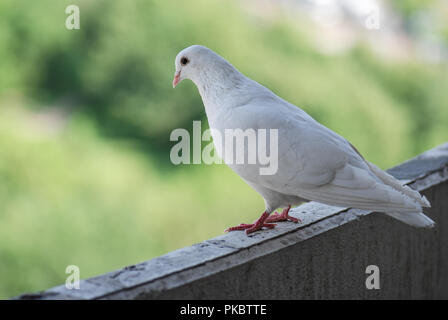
[0,0,446,298]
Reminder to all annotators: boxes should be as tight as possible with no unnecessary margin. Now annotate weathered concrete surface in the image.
[15,143,448,299]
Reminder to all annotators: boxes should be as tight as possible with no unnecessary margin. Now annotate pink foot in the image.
[265,206,301,223]
[225,212,276,234]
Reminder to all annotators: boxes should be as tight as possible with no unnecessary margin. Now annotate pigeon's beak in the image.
[172,71,181,88]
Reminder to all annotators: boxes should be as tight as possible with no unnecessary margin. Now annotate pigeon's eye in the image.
[180,57,189,66]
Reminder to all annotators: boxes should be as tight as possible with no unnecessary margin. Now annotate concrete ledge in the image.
[15,143,448,299]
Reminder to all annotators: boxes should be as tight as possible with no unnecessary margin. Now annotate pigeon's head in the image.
[172,45,225,88]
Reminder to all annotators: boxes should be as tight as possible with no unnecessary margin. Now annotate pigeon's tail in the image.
[366,161,434,228]
[296,160,436,228]
[384,211,435,228]
[366,161,430,208]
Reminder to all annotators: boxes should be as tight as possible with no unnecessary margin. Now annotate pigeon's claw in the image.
[225,211,276,234]
[265,206,301,223]
[225,222,276,233]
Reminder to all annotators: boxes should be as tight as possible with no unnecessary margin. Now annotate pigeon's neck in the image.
[192,61,252,115]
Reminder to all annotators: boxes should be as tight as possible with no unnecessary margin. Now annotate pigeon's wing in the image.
[273,125,424,212]
[241,97,426,213]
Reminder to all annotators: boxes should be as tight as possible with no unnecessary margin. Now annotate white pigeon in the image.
[172,45,434,234]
